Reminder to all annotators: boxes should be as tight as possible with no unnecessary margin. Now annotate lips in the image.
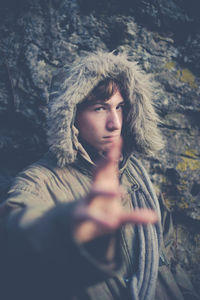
[103,135,119,141]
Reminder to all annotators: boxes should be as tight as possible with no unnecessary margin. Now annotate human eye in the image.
[94,106,106,112]
[116,103,124,110]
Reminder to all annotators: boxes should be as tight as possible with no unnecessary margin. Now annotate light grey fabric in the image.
[126,157,162,300]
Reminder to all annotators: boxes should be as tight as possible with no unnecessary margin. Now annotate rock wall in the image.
[0,0,200,295]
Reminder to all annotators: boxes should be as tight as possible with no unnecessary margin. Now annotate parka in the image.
[0,52,196,300]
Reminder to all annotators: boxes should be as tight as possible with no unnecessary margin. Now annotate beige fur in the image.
[47,52,163,167]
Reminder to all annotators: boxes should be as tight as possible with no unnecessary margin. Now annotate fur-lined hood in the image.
[47,52,163,167]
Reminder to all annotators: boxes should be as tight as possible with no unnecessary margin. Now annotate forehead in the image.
[80,89,124,108]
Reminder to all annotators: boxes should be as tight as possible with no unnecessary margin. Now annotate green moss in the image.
[178,198,189,209]
[177,179,187,191]
[176,68,197,89]
[164,61,176,70]
[164,61,197,89]
[177,149,200,172]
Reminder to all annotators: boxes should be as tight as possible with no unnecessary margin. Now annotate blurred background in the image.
[0,0,200,295]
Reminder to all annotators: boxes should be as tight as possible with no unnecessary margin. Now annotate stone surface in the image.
[0,0,199,294]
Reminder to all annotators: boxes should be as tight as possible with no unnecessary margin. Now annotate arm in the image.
[1,191,121,292]
[0,141,157,299]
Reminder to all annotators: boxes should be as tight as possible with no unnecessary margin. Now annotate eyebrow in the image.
[89,100,125,106]
[78,99,125,111]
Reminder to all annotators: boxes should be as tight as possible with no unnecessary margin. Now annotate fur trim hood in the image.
[47,52,163,167]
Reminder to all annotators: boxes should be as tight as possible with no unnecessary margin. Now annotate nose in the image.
[106,110,122,131]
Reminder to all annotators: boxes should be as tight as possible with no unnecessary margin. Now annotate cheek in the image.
[85,122,100,138]
[82,117,96,131]
[77,115,97,137]
[119,111,123,124]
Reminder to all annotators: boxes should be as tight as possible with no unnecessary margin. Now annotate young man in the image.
[0,52,188,300]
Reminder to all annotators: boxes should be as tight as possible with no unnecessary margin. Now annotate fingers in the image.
[74,136,159,244]
[92,139,122,191]
[75,204,158,229]
[85,208,158,227]
[73,203,159,243]
[106,138,122,163]
[120,209,158,225]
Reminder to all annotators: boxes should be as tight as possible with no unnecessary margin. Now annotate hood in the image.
[47,51,163,167]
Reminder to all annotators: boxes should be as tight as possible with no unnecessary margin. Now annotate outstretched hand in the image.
[73,140,158,243]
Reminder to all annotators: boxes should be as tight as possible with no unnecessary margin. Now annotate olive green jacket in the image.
[0,152,193,300]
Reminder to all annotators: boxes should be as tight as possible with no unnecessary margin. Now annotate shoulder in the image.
[11,154,78,186]
[7,154,72,198]
[6,158,56,201]
[7,155,91,204]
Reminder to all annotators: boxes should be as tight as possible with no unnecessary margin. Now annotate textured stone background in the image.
[0,0,200,295]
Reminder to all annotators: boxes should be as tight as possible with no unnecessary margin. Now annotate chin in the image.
[100,144,113,152]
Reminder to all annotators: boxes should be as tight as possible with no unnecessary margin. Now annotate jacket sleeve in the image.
[0,172,122,299]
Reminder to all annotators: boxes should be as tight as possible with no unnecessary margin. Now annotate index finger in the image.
[93,138,122,189]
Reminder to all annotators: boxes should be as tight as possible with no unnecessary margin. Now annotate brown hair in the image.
[78,78,127,108]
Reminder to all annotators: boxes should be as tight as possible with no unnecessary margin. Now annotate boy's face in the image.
[76,89,124,152]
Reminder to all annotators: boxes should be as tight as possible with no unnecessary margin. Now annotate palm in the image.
[74,141,157,243]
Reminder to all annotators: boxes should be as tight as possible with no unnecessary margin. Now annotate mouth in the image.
[103,135,119,141]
